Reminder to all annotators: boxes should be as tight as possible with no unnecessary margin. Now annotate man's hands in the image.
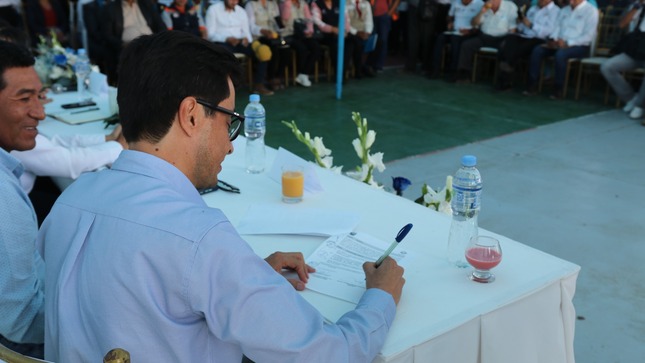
[265,252,316,291]
[364,257,405,305]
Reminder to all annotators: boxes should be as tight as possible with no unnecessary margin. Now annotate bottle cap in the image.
[461,155,477,167]
[77,48,86,56]
[249,94,260,102]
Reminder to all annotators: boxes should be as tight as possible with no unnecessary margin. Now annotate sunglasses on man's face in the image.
[195,98,245,141]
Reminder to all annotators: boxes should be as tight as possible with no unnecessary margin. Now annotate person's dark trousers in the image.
[347,33,366,77]
[217,42,268,85]
[320,34,354,78]
[498,35,544,68]
[456,33,505,75]
[0,335,44,359]
[367,14,392,70]
[405,5,434,72]
[527,44,589,92]
[424,3,450,72]
[431,32,477,76]
[287,36,321,75]
[496,35,544,87]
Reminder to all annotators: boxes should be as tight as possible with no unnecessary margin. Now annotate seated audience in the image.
[312,0,354,79]
[37,31,405,362]
[0,40,46,359]
[279,0,321,87]
[206,0,274,95]
[101,0,166,84]
[161,0,207,38]
[601,0,645,121]
[346,0,375,78]
[430,0,484,79]
[245,0,286,90]
[454,0,518,82]
[495,0,559,91]
[24,0,69,45]
[11,124,127,224]
[524,0,598,99]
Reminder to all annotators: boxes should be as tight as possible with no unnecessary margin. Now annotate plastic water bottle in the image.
[446,155,482,268]
[75,48,91,99]
[244,94,266,174]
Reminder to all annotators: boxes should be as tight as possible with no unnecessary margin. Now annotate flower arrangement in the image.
[282,112,385,188]
[281,120,341,174]
[345,112,385,188]
[33,30,98,88]
[413,176,453,214]
[282,112,452,214]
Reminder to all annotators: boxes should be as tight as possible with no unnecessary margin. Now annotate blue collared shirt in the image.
[38,150,396,362]
[0,148,44,344]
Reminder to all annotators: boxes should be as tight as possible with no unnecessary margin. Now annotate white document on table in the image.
[306,232,409,304]
[236,204,360,236]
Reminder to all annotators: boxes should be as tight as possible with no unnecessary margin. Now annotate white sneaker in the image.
[623,96,638,113]
[295,74,312,87]
[629,106,643,119]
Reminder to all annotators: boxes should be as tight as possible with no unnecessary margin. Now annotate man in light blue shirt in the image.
[38,31,405,362]
[0,40,46,357]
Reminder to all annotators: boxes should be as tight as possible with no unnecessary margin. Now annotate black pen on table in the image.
[70,107,100,114]
[374,223,413,268]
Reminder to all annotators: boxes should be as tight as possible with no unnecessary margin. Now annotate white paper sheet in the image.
[305,232,409,304]
[236,204,360,236]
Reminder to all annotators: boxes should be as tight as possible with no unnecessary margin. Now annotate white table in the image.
[39,119,580,363]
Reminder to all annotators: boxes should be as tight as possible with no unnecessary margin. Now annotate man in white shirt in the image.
[206,0,273,95]
[495,0,559,90]
[524,0,598,99]
[601,0,645,122]
[429,0,484,79]
[454,0,518,82]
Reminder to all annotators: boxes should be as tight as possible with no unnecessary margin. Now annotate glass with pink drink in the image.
[465,236,502,283]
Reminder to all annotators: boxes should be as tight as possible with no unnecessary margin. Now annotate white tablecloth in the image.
[37,117,580,363]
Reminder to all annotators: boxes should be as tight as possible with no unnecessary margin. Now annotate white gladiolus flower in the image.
[365,130,376,149]
[50,66,64,79]
[313,137,331,157]
[368,152,386,172]
[445,175,453,190]
[304,132,312,143]
[352,139,363,159]
[330,166,343,174]
[320,156,334,169]
[438,201,452,215]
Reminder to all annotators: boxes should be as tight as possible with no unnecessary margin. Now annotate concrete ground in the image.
[375,109,645,363]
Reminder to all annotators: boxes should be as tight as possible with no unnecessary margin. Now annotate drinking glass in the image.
[465,236,502,283]
[281,165,304,203]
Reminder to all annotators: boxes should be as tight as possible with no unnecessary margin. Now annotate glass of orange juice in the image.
[281,165,304,203]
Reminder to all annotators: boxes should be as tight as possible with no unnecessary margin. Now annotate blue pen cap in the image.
[461,155,477,167]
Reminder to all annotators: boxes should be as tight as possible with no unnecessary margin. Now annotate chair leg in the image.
[538,60,545,92]
[247,57,253,92]
[575,63,583,100]
[292,52,297,86]
[472,53,478,83]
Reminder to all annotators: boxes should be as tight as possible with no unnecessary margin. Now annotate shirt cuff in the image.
[358,288,397,328]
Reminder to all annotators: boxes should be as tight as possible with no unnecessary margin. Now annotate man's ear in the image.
[176,97,200,137]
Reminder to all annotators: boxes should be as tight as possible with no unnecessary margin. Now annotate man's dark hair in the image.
[0,40,35,91]
[117,31,243,143]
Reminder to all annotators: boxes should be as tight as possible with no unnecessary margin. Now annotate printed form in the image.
[306,232,410,304]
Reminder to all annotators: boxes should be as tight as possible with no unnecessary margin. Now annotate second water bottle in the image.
[244,94,266,174]
[446,155,482,268]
